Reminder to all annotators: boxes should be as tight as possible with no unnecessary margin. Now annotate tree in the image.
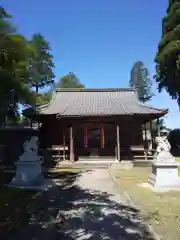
[35,72,85,106]
[0,6,16,34]
[129,61,153,103]
[28,33,55,93]
[151,118,167,135]
[168,129,180,147]
[36,91,52,106]
[0,7,36,125]
[155,0,180,105]
[55,72,85,89]
[168,128,180,156]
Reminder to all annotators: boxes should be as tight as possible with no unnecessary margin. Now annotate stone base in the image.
[10,161,43,187]
[118,161,133,169]
[149,162,180,189]
[8,178,61,191]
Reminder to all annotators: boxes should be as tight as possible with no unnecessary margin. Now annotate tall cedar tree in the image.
[155,0,180,105]
[129,61,153,103]
[28,33,55,93]
[0,7,35,125]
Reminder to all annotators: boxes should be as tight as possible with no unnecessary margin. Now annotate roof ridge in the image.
[55,88,134,92]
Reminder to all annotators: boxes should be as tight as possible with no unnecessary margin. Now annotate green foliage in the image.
[35,72,85,106]
[168,129,180,156]
[28,33,55,92]
[168,129,180,147]
[155,1,180,105]
[151,119,167,136]
[17,115,30,125]
[158,118,167,131]
[55,72,85,89]
[0,7,84,121]
[129,61,153,102]
[0,6,15,34]
[0,7,36,125]
[0,6,56,124]
[36,92,52,106]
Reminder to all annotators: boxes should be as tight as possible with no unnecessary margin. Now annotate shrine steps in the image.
[78,156,116,162]
[58,159,115,169]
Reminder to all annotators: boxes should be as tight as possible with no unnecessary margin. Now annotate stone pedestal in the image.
[10,160,44,187]
[149,162,180,189]
[9,136,44,188]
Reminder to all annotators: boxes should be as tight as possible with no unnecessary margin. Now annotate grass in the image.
[111,167,180,240]
[0,170,39,236]
[0,187,38,236]
[0,167,82,236]
[176,158,180,176]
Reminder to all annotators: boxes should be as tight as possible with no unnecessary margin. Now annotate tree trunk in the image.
[36,84,39,93]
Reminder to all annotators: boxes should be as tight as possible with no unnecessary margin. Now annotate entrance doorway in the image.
[75,124,116,159]
[88,127,101,157]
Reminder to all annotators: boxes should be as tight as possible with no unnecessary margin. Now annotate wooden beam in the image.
[150,120,153,148]
[144,122,148,149]
[116,125,120,161]
[145,123,147,140]
[70,126,74,162]
[157,118,160,136]
[63,130,65,146]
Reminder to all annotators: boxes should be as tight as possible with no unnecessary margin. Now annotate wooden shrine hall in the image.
[24,88,168,162]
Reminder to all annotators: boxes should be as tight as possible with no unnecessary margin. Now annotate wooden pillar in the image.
[70,126,74,162]
[157,118,160,136]
[62,130,66,160]
[63,131,65,146]
[150,120,153,148]
[101,126,105,148]
[144,123,147,140]
[116,125,120,161]
[84,126,88,148]
[144,122,148,149]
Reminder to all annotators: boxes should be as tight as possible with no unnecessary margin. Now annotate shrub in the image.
[168,129,180,156]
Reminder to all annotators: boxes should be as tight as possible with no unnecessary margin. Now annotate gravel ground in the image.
[8,169,156,240]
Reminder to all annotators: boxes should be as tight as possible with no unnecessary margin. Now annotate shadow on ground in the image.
[4,170,155,240]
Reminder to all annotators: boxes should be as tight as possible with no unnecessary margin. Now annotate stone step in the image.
[58,162,112,169]
[78,157,116,161]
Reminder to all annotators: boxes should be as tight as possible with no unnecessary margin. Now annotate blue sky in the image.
[2,0,180,128]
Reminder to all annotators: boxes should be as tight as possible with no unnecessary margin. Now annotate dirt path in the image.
[9,169,155,240]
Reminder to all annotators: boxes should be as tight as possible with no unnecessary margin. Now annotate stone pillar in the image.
[116,125,120,161]
[70,126,74,162]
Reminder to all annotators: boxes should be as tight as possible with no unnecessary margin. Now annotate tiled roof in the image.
[38,88,168,117]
